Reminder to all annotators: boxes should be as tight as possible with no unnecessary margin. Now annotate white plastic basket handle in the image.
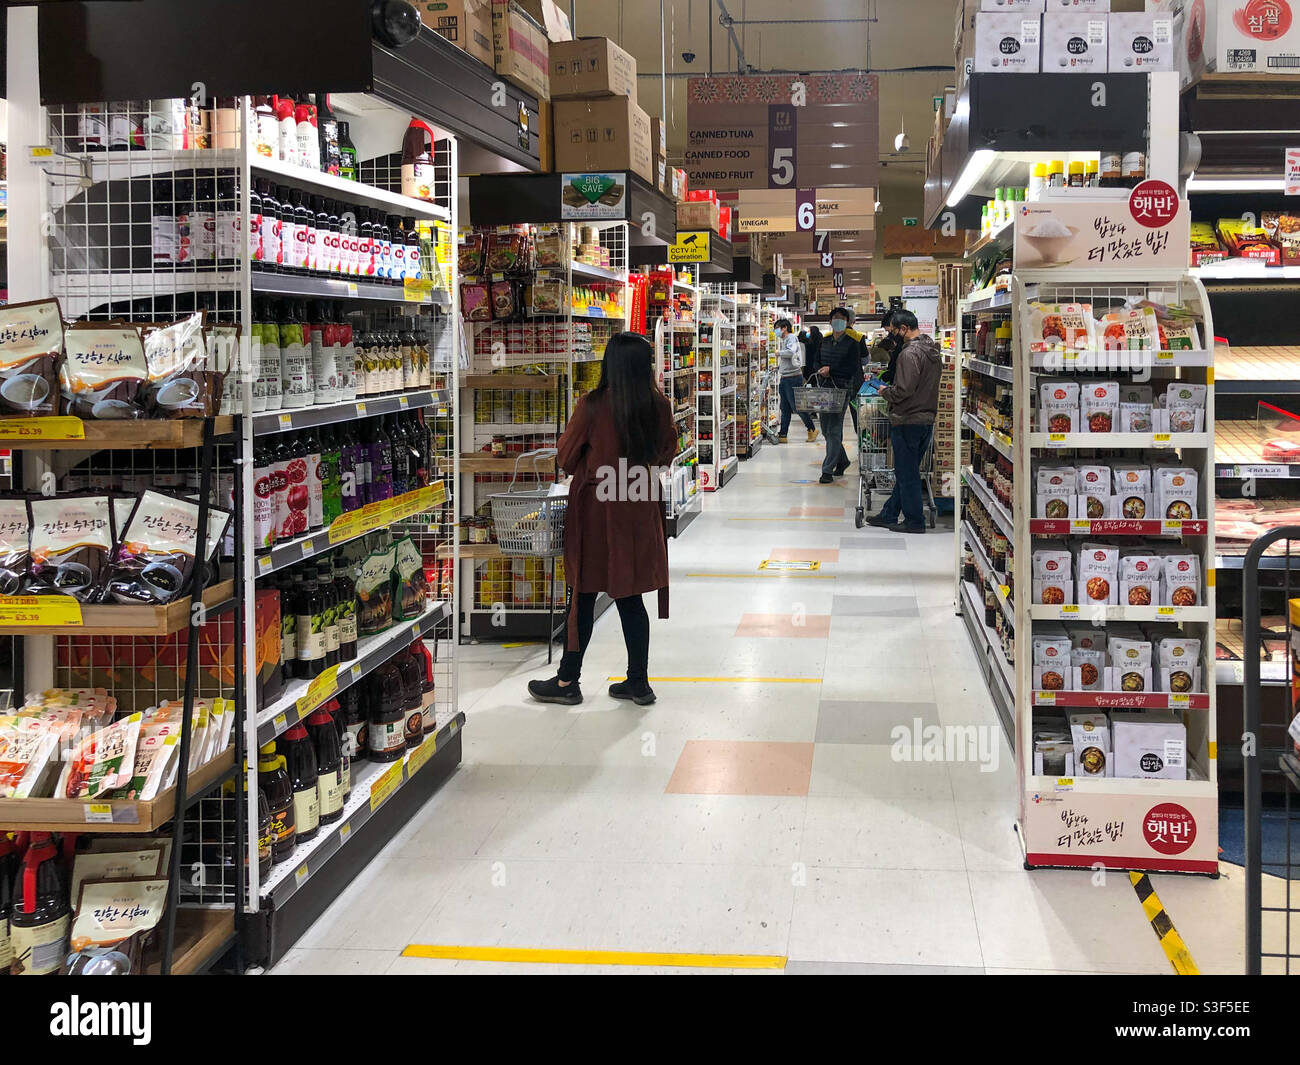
[506,447,559,492]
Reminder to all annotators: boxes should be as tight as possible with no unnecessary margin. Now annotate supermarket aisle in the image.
[275,428,1246,975]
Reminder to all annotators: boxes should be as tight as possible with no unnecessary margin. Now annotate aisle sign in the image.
[668,231,711,264]
[560,172,629,221]
[1287,148,1300,197]
[1013,193,1190,271]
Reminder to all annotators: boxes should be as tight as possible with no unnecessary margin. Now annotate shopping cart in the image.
[851,392,938,529]
[489,448,567,558]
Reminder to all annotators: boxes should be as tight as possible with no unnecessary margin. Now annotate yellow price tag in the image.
[296,664,340,716]
[0,416,86,442]
[327,510,363,545]
[1059,605,1079,616]
[1048,432,1066,445]
[30,145,54,159]
[356,402,367,417]
[84,803,114,824]
[301,539,314,556]
[1169,693,1189,708]
[294,864,309,886]
[1071,519,1091,532]
[257,555,272,572]
[339,822,352,842]
[1153,433,1172,447]
[408,737,434,776]
[346,283,358,297]
[1035,691,1057,705]
[1163,519,1183,532]
[273,712,287,733]
[399,396,410,409]
[369,760,405,812]
[0,596,84,627]
[1155,351,1174,363]
[1156,606,1175,617]
[999,585,1010,599]
[279,413,293,431]
[403,277,434,303]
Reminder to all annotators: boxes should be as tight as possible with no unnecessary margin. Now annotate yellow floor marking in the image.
[685,572,837,579]
[401,944,787,969]
[607,675,821,683]
[1128,871,1200,975]
[502,641,544,648]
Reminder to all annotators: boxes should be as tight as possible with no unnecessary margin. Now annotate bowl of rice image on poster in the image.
[1012,187,1189,272]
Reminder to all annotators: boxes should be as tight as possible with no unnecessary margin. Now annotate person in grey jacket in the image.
[776,317,816,442]
[867,310,942,533]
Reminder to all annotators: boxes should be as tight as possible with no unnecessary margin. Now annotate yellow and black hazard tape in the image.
[1129,871,1199,975]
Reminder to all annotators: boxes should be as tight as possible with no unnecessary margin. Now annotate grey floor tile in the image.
[839,536,906,551]
[815,700,940,744]
[785,960,986,975]
[830,594,920,617]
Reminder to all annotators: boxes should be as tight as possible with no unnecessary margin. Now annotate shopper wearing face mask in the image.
[865,309,942,533]
[870,310,908,385]
[775,317,815,443]
[814,306,866,484]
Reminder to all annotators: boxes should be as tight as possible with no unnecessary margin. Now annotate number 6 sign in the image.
[796,188,817,231]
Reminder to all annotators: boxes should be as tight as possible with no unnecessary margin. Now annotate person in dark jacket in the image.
[798,325,822,383]
[870,310,907,385]
[528,332,678,707]
[814,306,866,484]
[866,310,943,533]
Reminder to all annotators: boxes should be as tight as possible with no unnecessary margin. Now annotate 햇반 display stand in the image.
[697,284,739,491]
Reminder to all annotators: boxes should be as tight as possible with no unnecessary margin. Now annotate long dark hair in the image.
[592,331,661,467]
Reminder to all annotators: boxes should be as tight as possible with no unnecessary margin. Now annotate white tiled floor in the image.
[273,428,1251,976]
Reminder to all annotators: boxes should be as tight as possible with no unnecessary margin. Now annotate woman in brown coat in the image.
[528,332,678,707]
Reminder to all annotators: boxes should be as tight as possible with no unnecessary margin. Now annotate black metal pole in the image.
[161,417,217,975]
[231,431,247,973]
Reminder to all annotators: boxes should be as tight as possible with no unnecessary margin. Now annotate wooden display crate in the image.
[0,579,235,637]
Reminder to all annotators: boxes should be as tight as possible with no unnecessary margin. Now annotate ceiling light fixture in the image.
[1185,174,1285,191]
[894,111,909,153]
[946,150,995,207]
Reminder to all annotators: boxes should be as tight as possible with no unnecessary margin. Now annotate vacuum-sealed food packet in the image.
[101,490,231,605]
[0,298,65,417]
[60,324,148,419]
[26,495,114,601]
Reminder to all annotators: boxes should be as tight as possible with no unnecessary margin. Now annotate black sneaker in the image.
[866,514,897,528]
[527,676,583,705]
[819,473,834,484]
[834,463,851,476]
[899,524,926,534]
[609,680,657,706]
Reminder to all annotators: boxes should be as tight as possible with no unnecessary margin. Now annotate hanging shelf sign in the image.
[1013,182,1190,272]
[560,172,629,221]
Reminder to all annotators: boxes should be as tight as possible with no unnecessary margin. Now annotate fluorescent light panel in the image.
[1186,175,1285,191]
[946,150,995,207]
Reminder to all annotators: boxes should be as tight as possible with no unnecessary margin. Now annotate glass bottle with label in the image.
[281,724,320,844]
[0,833,17,973]
[401,118,436,201]
[396,648,425,748]
[9,833,70,976]
[1099,151,1123,188]
[253,95,278,160]
[280,299,313,408]
[317,559,340,668]
[1121,151,1146,188]
[258,741,296,864]
[320,426,343,526]
[339,685,367,767]
[338,120,358,181]
[333,554,359,660]
[296,570,326,680]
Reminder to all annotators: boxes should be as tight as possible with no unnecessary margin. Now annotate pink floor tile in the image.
[788,506,845,517]
[666,740,815,796]
[768,548,840,563]
[735,612,832,638]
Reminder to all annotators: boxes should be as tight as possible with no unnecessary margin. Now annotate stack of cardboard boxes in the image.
[421,1,572,98]
[934,360,961,483]
[954,0,1298,86]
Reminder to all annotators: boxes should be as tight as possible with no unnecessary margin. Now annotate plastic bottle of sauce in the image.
[404,217,422,282]
[306,707,345,825]
[295,94,321,172]
[318,94,342,176]
[258,740,296,864]
[368,665,407,762]
[0,832,18,974]
[281,724,320,844]
[339,684,367,768]
[401,118,437,201]
[9,832,70,975]
[1046,159,1065,189]
[1067,161,1085,189]
[334,554,359,659]
[411,637,438,735]
[1028,163,1046,200]
[338,121,358,182]
[396,648,425,747]
[253,95,278,160]
[296,569,326,680]
[275,94,299,167]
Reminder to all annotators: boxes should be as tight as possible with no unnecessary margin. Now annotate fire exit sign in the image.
[902,217,918,227]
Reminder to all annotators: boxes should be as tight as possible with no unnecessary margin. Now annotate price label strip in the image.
[0,595,84,628]
[296,663,341,717]
[0,416,86,442]
[408,736,435,776]
[369,760,405,812]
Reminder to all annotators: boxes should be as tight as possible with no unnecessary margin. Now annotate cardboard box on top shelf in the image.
[651,116,668,159]
[1109,11,1175,71]
[657,158,668,194]
[1042,10,1108,71]
[421,0,494,67]
[492,0,551,100]
[1047,0,1108,9]
[537,97,554,171]
[511,0,572,42]
[974,11,1043,71]
[1176,0,1300,81]
[552,96,654,183]
[550,36,638,99]
[671,167,688,201]
[677,199,721,234]
[981,0,1045,9]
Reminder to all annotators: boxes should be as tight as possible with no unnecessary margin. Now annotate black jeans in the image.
[557,591,650,685]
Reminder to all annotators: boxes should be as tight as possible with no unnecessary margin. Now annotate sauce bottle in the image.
[296,570,326,680]
[388,413,411,497]
[256,789,273,883]
[291,188,313,275]
[306,707,345,825]
[281,725,320,844]
[258,740,296,864]
[317,559,340,668]
[337,303,357,401]
[365,418,394,503]
[252,438,277,550]
[249,179,264,271]
[401,118,436,201]
[278,572,298,687]
[390,216,407,281]
[339,684,367,767]
[367,664,406,762]
[318,94,342,176]
[0,832,18,974]
[339,420,362,513]
[9,832,69,976]
[411,637,438,735]
[321,427,343,526]
[295,93,320,171]
[275,94,299,167]
[328,699,352,801]
[396,648,425,747]
[253,95,278,159]
[303,425,324,531]
[258,181,281,273]
[338,120,358,182]
[334,554,359,660]
[404,217,422,282]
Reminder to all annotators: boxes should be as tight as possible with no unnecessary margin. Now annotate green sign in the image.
[561,172,628,221]
[902,217,918,227]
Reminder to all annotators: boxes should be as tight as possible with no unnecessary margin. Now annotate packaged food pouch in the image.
[490,279,517,320]
[1167,402,1203,434]
[1036,465,1076,520]
[356,544,396,636]
[1118,383,1152,405]
[1119,553,1161,607]
[457,231,486,274]
[60,324,148,419]
[1158,319,1202,351]
[101,490,231,605]
[1077,465,1110,519]
[1070,712,1111,776]
[26,495,114,601]
[1080,380,1119,434]
[63,712,143,799]
[1120,401,1153,433]
[1032,547,1073,605]
[1159,636,1202,694]
[0,721,60,798]
[461,281,491,321]
[1164,381,1207,411]
[1070,626,1104,652]
[1077,543,1118,606]
[1071,646,1106,691]
[1027,302,1095,353]
[392,536,428,621]
[1111,464,1151,520]
[69,846,165,903]
[1033,635,1072,691]
[1098,307,1159,351]
[1108,637,1152,692]
[142,312,221,418]
[1155,466,1199,520]
[1038,380,1080,433]
[1163,553,1200,607]
[0,297,65,416]
[0,496,30,595]
[69,877,170,967]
